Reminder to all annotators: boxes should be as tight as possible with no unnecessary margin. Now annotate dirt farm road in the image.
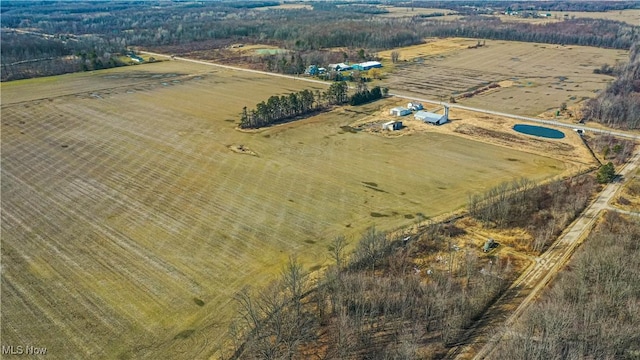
[140,51,330,86]
[446,149,640,360]
[142,51,640,141]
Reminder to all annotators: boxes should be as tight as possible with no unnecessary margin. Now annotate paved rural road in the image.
[456,149,640,360]
[143,51,640,141]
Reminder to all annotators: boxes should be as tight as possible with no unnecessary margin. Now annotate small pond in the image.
[513,124,565,139]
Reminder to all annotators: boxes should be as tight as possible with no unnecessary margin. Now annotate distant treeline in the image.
[410,1,640,13]
[426,18,636,49]
[240,82,385,128]
[2,1,638,81]
[0,31,126,81]
[582,41,640,129]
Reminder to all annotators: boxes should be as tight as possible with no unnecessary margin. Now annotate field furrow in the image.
[2,60,576,359]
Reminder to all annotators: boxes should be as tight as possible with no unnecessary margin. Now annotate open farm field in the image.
[383,39,627,116]
[377,6,459,18]
[226,44,289,56]
[351,103,596,171]
[378,37,477,61]
[376,6,639,24]
[498,9,640,25]
[2,61,572,359]
[256,3,312,11]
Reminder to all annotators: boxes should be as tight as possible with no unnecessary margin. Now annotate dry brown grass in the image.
[225,43,288,56]
[378,37,476,60]
[498,9,640,25]
[614,168,640,212]
[376,6,639,25]
[382,39,628,116]
[255,3,313,11]
[1,61,583,359]
[352,101,597,172]
[377,6,459,19]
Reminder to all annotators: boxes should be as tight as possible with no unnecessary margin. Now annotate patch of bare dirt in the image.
[228,144,258,156]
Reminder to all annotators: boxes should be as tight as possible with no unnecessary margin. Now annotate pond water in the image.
[513,124,565,139]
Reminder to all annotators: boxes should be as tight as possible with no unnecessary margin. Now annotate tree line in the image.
[240,82,386,129]
[581,40,640,129]
[223,226,512,359]
[411,1,640,13]
[588,134,636,165]
[492,212,640,359]
[0,31,126,81]
[240,82,347,129]
[221,171,615,358]
[349,83,383,106]
[468,176,597,252]
[2,2,637,81]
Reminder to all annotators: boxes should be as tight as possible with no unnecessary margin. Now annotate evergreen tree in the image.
[596,162,616,183]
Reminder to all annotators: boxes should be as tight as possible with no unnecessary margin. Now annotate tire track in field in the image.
[3,169,222,358]
[3,172,188,312]
[2,195,132,358]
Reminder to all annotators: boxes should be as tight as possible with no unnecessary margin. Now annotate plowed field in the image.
[1,61,570,359]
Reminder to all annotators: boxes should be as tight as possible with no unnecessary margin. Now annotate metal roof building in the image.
[352,61,383,71]
[390,107,411,116]
[328,63,352,71]
[382,121,403,131]
[414,105,449,125]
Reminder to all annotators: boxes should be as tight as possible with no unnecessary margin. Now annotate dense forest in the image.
[410,1,640,13]
[582,40,640,129]
[493,212,640,359]
[0,30,126,81]
[2,1,639,81]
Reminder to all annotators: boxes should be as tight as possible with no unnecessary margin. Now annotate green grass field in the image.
[1,61,568,359]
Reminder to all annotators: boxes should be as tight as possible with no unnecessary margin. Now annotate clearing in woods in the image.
[495,9,640,25]
[377,6,460,19]
[375,7,640,25]
[2,60,574,359]
[382,38,627,116]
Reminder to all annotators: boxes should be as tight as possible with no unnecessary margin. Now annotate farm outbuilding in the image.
[328,63,352,72]
[305,65,319,75]
[352,61,383,71]
[382,121,403,131]
[128,55,144,63]
[414,105,449,125]
[483,238,496,252]
[390,107,411,116]
[408,102,423,111]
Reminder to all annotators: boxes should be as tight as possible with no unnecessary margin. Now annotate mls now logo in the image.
[2,345,47,355]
